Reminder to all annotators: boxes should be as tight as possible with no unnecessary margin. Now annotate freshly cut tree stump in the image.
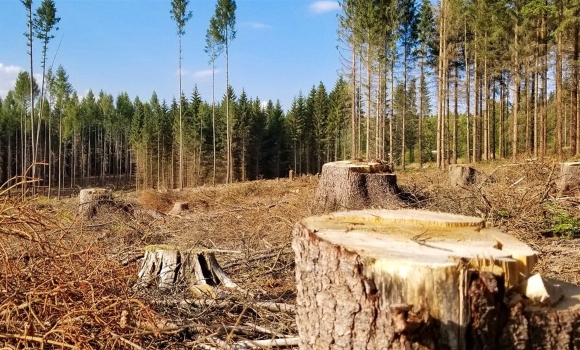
[293,209,580,350]
[136,245,239,295]
[557,162,580,195]
[449,164,476,187]
[313,160,399,213]
[78,188,113,219]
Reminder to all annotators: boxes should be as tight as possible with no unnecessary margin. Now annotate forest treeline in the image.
[1,0,579,194]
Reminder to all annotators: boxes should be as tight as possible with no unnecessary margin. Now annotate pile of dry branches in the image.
[0,178,312,349]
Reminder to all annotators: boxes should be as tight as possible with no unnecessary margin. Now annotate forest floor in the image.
[1,159,580,349]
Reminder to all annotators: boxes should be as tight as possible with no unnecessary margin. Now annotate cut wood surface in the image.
[293,209,580,349]
[313,160,399,213]
[78,188,113,219]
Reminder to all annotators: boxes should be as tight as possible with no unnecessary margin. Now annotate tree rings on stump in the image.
[136,245,238,297]
[557,162,580,195]
[78,188,113,219]
[292,209,580,349]
[449,164,476,187]
[313,160,399,213]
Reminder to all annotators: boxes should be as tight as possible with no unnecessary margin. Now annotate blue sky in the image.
[0,0,343,111]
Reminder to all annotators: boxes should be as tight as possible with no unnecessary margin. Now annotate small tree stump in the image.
[313,160,399,213]
[557,162,580,195]
[136,245,238,295]
[78,188,113,219]
[168,201,189,216]
[449,164,476,187]
[293,209,580,349]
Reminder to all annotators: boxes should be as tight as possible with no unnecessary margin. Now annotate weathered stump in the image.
[313,160,399,213]
[292,209,580,350]
[449,164,476,187]
[168,201,189,216]
[136,245,238,296]
[557,162,580,195]
[78,188,113,219]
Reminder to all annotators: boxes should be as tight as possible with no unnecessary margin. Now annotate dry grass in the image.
[2,163,580,348]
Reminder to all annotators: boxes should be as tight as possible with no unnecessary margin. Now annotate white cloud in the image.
[245,21,271,29]
[192,69,220,80]
[0,63,23,98]
[309,1,340,14]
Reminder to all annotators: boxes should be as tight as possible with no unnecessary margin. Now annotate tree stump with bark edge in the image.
[78,188,113,219]
[313,160,399,213]
[449,164,476,187]
[136,245,239,297]
[292,209,580,350]
[557,162,580,195]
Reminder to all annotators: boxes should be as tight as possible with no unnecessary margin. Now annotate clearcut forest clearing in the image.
[1,159,579,349]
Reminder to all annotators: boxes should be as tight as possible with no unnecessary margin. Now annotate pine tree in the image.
[205,16,223,185]
[170,0,192,189]
[210,0,236,183]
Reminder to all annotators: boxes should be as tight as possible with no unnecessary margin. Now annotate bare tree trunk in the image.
[556,21,563,160]
[572,20,579,156]
[512,25,520,162]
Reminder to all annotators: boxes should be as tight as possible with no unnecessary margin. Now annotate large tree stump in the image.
[78,188,113,219]
[136,245,239,296]
[449,164,476,187]
[557,162,580,195]
[313,160,399,213]
[292,209,580,350]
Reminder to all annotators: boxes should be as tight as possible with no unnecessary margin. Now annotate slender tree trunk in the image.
[351,48,357,159]
[212,61,216,186]
[26,2,36,183]
[512,23,520,162]
[389,56,395,166]
[572,20,579,155]
[225,31,231,184]
[366,43,371,161]
[465,28,471,163]
[178,34,184,190]
[473,49,479,162]
[437,2,445,169]
[452,66,458,164]
[556,20,563,160]
[419,56,424,168]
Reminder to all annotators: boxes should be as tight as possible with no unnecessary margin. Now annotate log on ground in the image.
[292,209,580,349]
[78,188,113,219]
[313,160,399,213]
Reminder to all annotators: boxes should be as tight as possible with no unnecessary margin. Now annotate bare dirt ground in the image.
[1,160,579,349]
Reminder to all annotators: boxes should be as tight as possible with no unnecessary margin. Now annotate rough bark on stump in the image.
[449,164,476,187]
[136,245,238,296]
[78,188,113,219]
[313,160,399,213]
[293,209,580,350]
[168,201,189,216]
[557,162,580,195]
